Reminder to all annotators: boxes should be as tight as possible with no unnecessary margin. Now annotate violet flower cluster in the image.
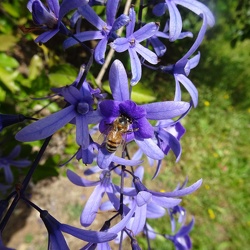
[0,0,214,249]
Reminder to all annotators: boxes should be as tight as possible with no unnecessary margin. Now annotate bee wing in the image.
[97,123,113,146]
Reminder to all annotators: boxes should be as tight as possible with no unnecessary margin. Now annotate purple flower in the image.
[63,0,130,64]
[0,114,27,132]
[153,0,215,41]
[111,7,159,85]
[151,120,185,178]
[80,201,137,249]
[0,146,30,184]
[27,0,85,43]
[165,218,195,250]
[147,25,193,57]
[160,14,208,107]
[15,85,103,149]
[97,60,190,169]
[40,210,117,249]
[67,167,141,227]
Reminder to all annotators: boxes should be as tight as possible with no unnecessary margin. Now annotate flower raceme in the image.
[2,0,216,249]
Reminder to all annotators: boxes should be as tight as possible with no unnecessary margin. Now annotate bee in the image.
[105,115,133,153]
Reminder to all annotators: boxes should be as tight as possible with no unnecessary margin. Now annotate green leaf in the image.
[28,54,43,80]
[131,84,156,103]
[2,2,20,18]
[0,87,6,102]
[102,82,156,104]
[0,53,19,68]
[48,64,78,87]
[0,35,18,51]
[0,66,19,92]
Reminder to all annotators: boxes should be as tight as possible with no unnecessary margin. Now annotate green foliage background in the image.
[0,0,249,249]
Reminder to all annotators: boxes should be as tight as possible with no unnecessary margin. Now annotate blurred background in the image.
[0,0,249,249]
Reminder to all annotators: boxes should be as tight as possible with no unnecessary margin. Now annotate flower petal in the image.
[63,31,104,49]
[135,138,164,160]
[67,169,99,187]
[154,179,203,197]
[131,204,147,235]
[174,0,215,27]
[111,38,129,52]
[109,60,129,101]
[81,185,104,227]
[166,0,182,41]
[78,4,106,30]
[35,29,59,43]
[106,0,120,26]
[59,0,86,21]
[129,48,142,85]
[15,106,75,142]
[135,43,158,64]
[76,115,89,148]
[175,75,198,107]
[133,22,159,42]
[94,38,108,64]
[152,3,167,17]
[143,101,190,120]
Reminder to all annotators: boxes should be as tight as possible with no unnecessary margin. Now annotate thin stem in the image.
[0,136,52,232]
[76,51,94,90]
[21,196,43,213]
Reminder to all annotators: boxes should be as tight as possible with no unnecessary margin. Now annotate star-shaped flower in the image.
[111,7,159,85]
[63,0,130,64]
[15,84,103,149]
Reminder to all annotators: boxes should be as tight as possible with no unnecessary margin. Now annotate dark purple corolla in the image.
[27,0,85,43]
[15,84,103,149]
[97,60,190,169]
[63,0,130,64]
[111,7,159,85]
[40,210,117,249]
[0,145,30,184]
[152,0,215,41]
[160,14,208,107]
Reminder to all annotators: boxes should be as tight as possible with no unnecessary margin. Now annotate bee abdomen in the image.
[106,139,120,153]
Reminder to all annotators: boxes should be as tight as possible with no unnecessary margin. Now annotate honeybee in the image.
[104,115,133,153]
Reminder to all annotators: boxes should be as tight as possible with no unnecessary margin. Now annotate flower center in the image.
[76,102,89,115]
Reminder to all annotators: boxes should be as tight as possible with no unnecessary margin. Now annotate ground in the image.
[3,174,99,250]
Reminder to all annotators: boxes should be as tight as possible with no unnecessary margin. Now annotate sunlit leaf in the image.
[2,3,20,18]
[0,53,19,68]
[48,64,78,86]
[29,55,43,80]
[0,35,18,51]
[0,66,19,92]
